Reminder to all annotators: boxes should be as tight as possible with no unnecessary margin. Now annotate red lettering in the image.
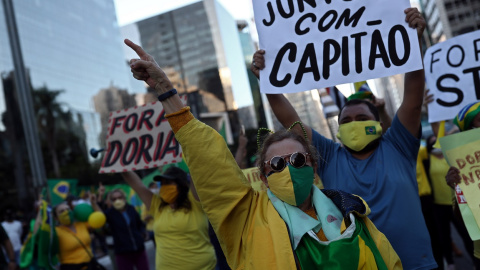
[456,159,466,169]
[476,151,480,163]
[137,109,154,131]
[110,116,126,135]
[476,169,480,181]
[123,113,138,133]
[462,172,475,185]
[466,154,476,165]
[155,109,167,127]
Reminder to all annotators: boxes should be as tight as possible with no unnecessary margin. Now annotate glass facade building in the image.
[121,0,255,125]
[0,0,142,210]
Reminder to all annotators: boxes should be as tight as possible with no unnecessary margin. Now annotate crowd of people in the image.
[1,6,479,270]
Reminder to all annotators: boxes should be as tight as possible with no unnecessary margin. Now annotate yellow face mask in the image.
[267,165,313,206]
[336,120,382,152]
[159,184,179,204]
[58,210,74,226]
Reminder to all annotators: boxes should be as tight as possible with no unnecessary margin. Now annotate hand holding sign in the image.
[125,39,173,94]
[446,166,461,189]
[404,8,426,39]
[251,50,265,79]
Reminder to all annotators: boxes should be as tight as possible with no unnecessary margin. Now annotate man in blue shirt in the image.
[251,8,436,270]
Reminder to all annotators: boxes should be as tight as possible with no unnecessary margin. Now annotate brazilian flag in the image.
[296,218,388,270]
[20,200,59,270]
[365,126,377,135]
[47,179,77,205]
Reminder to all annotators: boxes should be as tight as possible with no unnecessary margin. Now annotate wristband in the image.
[157,88,177,102]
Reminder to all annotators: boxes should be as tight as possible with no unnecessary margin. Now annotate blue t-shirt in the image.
[312,115,436,270]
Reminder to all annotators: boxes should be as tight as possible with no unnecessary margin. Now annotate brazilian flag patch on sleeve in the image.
[365,126,377,135]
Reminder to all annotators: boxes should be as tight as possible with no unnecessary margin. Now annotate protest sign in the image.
[454,185,480,240]
[253,0,422,94]
[440,128,480,237]
[100,97,186,173]
[424,30,480,123]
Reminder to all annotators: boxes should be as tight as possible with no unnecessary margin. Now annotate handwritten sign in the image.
[100,97,186,173]
[253,0,422,94]
[424,30,480,123]
[440,128,480,238]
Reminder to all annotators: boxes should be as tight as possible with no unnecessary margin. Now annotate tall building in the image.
[121,0,255,135]
[0,0,138,209]
[420,0,480,44]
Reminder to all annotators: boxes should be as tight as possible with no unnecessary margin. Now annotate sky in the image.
[114,0,254,26]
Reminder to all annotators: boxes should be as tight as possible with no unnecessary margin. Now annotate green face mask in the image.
[336,120,382,152]
[267,165,314,206]
[58,210,74,226]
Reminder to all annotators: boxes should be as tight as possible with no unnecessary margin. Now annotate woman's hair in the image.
[256,130,319,175]
[52,202,68,218]
[107,189,127,203]
[159,167,192,212]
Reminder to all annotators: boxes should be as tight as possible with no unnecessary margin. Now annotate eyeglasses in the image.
[265,152,310,173]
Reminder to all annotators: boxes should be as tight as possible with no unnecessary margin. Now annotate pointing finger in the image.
[125,39,148,59]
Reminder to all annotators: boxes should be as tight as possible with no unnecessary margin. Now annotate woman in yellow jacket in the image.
[124,38,401,270]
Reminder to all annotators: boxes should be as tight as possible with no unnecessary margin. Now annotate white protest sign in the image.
[424,30,480,123]
[253,0,423,94]
[99,97,187,174]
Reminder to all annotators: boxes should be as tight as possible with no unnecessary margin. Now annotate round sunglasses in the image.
[265,152,310,173]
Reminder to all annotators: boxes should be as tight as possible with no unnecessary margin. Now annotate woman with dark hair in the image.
[121,166,216,270]
[122,38,401,269]
[32,201,92,270]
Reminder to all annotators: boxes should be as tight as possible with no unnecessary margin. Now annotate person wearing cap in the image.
[347,89,392,131]
[122,38,401,269]
[121,166,216,270]
[445,101,480,269]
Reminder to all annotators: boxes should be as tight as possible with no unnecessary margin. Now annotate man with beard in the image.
[251,7,435,270]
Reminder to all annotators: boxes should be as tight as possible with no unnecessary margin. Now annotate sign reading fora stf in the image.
[99,98,185,174]
[253,0,422,94]
[424,30,480,123]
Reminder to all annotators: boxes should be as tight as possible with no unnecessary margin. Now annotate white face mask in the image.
[431,148,443,155]
[150,188,159,194]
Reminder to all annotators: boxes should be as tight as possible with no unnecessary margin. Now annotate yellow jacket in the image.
[168,108,401,270]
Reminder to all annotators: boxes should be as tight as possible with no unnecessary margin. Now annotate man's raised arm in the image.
[397,8,427,136]
[251,50,313,141]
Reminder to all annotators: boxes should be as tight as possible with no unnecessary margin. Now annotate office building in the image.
[0,0,138,209]
[420,0,480,44]
[121,0,256,136]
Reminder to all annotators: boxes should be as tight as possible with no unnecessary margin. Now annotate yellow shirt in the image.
[416,146,432,196]
[55,222,91,264]
[429,155,453,205]
[149,192,216,270]
[141,204,154,231]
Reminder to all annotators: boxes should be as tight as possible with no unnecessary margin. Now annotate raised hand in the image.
[404,8,426,38]
[124,39,173,93]
[371,96,386,111]
[98,182,105,196]
[251,50,266,79]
